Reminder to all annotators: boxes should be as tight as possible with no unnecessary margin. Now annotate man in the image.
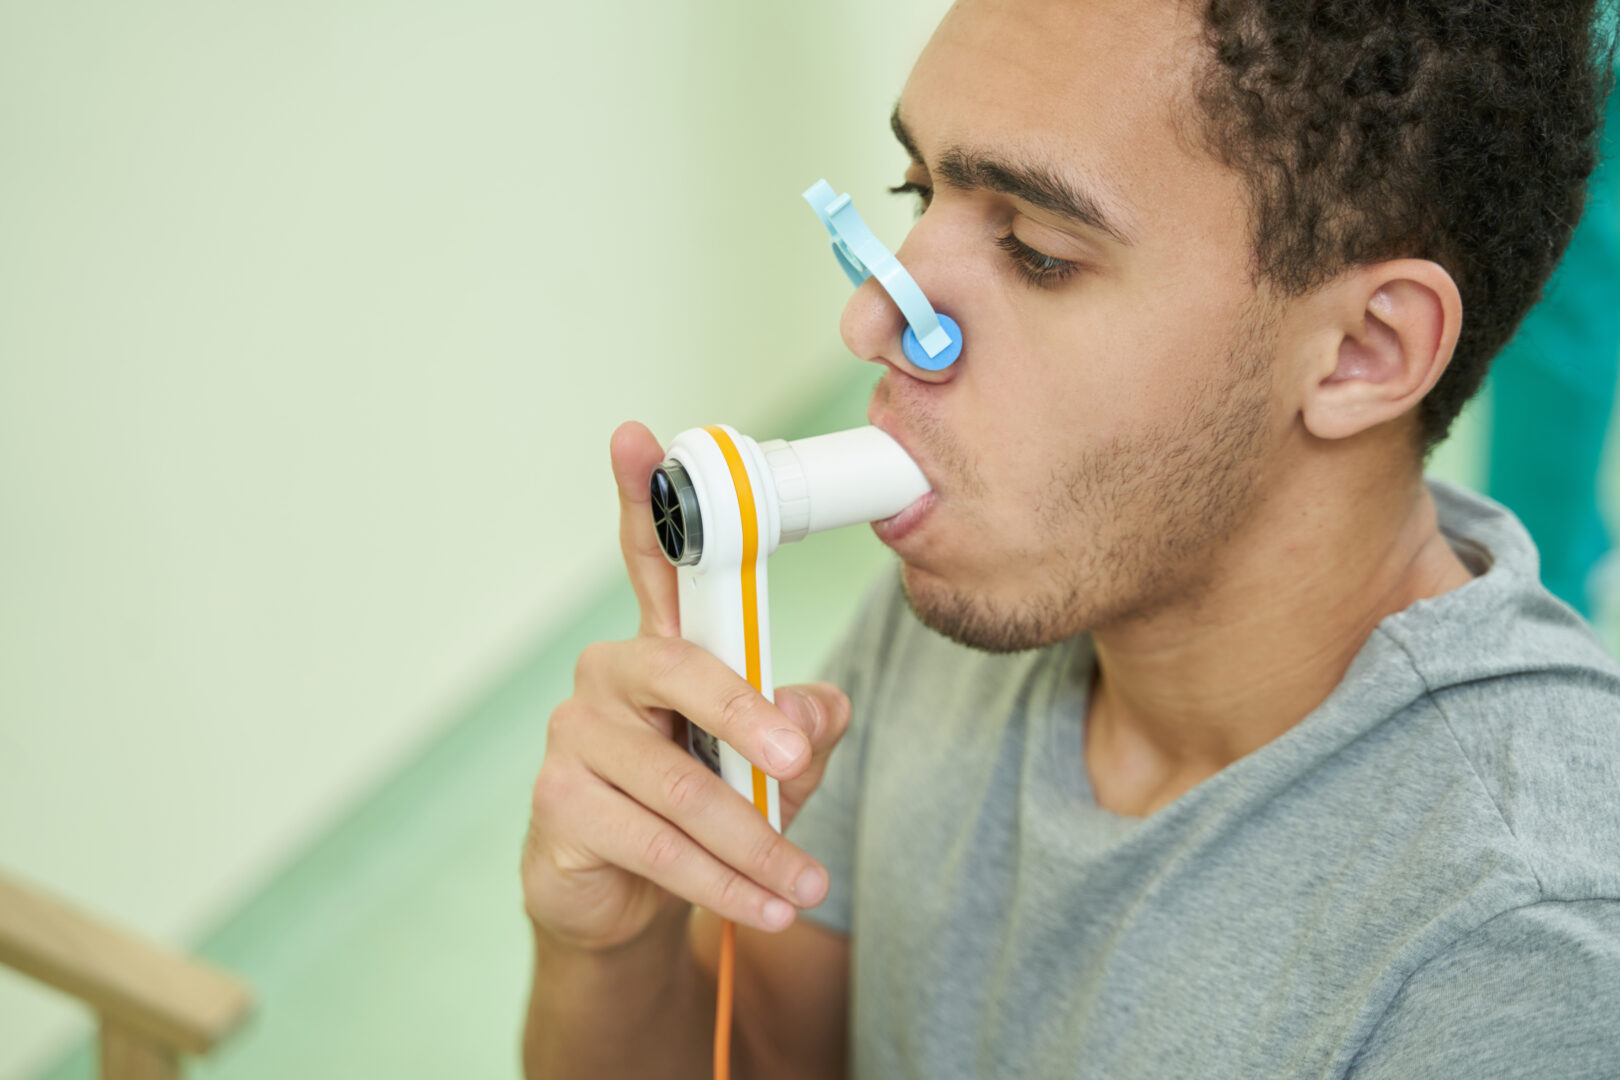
[522,1,1620,1077]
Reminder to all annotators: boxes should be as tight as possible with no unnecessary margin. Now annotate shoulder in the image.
[1348,899,1620,1078]
[1377,484,1620,900]
[1379,620,1620,902]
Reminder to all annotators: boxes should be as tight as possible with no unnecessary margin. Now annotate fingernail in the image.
[795,866,827,906]
[780,689,820,740]
[763,729,807,772]
[763,898,795,929]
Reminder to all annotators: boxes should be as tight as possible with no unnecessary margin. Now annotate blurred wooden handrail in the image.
[0,867,253,1076]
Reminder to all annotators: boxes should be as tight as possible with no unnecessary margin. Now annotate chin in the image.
[897,561,1090,655]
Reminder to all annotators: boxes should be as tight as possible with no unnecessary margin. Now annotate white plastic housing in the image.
[760,426,930,544]
[659,424,930,833]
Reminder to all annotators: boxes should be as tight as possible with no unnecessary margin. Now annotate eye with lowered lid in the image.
[889,178,1088,289]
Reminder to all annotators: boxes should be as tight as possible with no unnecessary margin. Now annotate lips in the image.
[871,490,937,545]
[866,399,939,547]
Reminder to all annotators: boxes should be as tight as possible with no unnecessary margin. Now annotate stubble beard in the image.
[900,311,1277,654]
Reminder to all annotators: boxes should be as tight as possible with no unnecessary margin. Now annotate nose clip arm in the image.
[803,179,963,371]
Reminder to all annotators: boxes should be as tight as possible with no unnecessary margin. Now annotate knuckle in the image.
[747,827,791,880]
[714,683,761,738]
[645,635,691,681]
[545,699,583,744]
[630,528,667,561]
[572,641,608,689]
[661,759,708,816]
[712,866,751,913]
[642,826,685,875]
[529,762,574,819]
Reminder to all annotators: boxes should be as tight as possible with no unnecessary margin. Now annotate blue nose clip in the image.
[803,179,963,371]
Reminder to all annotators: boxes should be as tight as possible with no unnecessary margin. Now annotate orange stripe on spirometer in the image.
[702,426,771,822]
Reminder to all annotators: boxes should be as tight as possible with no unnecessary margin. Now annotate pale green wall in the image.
[0,2,952,1075]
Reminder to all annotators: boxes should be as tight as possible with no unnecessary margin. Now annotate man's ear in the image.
[1299,259,1462,442]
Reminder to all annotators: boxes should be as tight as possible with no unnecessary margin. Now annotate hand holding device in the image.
[650,423,929,829]
[521,423,860,953]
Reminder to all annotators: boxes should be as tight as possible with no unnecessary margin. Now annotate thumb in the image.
[773,683,854,832]
[773,682,851,749]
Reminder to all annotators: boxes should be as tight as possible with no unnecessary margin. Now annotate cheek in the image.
[946,244,1263,491]
[961,369,1092,521]
[1025,266,1262,438]
[990,303,1157,453]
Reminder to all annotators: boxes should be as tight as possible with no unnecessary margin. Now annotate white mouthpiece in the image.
[760,426,931,545]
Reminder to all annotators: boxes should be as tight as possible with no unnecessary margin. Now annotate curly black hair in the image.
[1191,0,1617,450]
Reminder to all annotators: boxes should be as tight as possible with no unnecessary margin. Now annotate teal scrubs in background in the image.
[1486,82,1620,618]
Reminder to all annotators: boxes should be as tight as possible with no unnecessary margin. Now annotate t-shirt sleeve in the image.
[1346,899,1620,1079]
[783,567,903,937]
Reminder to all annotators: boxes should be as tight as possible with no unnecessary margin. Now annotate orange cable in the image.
[715,918,736,1080]
[701,427,769,1080]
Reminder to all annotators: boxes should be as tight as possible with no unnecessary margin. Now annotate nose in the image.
[839,259,958,384]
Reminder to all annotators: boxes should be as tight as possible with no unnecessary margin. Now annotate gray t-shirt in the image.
[784,480,1620,1079]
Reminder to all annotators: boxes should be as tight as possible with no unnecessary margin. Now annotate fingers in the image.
[581,725,830,922]
[772,683,853,829]
[529,751,808,937]
[611,420,680,639]
[577,637,812,781]
[535,647,854,945]
[773,683,852,756]
[589,781,804,932]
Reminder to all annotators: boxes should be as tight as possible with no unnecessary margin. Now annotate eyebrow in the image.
[890,104,1134,246]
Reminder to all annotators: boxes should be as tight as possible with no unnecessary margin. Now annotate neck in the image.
[1083,447,1475,816]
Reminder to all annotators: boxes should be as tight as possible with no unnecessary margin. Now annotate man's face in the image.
[852,0,1289,652]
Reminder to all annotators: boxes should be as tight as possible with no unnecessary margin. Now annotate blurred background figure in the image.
[1487,79,1620,620]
